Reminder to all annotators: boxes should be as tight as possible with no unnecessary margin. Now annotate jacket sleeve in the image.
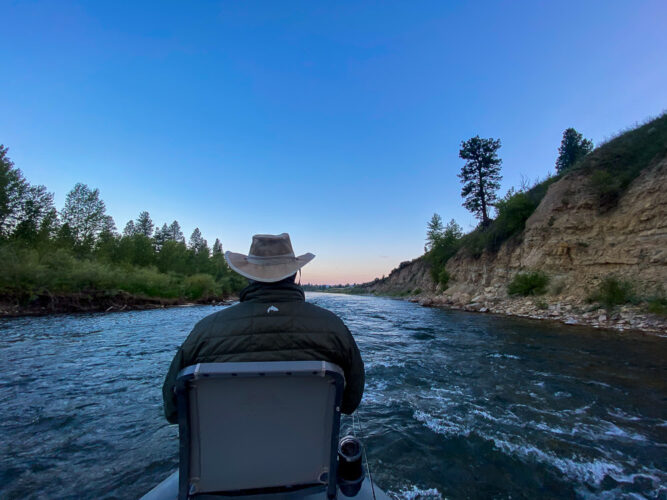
[340,326,365,414]
[162,346,186,424]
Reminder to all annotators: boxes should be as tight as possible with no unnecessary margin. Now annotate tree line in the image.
[0,145,245,302]
[424,127,593,287]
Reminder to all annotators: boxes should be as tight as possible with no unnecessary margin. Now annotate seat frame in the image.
[175,361,345,499]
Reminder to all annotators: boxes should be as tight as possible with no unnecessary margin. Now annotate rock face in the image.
[444,157,667,302]
[360,156,667,333]
[360,257,434,295]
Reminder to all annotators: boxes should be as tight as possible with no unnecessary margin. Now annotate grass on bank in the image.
[578,112,667,208]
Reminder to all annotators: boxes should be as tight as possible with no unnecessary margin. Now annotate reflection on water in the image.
[0,294,665,499]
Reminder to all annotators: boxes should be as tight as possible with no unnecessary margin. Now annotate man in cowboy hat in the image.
[162,233,365,423]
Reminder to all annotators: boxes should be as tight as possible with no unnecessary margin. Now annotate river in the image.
[1,293,665,499]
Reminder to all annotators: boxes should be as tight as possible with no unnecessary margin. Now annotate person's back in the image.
[162,233,364,424]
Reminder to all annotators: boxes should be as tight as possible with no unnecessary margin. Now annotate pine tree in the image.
[123,220,137,237]
[425,213,444,252]
[100,215,117,236]
[555,128,593,173]
[212,238,223,255]
[189,228,208,255]
[60,183,110,246]
[458,136,503,226]
[154,223,170,251]
[167,220,184,243]
[135,211,154,237]
[0,145,29,238]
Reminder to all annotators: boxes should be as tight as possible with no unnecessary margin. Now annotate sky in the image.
[1,1,666,284]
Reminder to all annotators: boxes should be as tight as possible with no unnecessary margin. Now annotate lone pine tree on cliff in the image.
[458,136,503,226]
[555,128,593,174]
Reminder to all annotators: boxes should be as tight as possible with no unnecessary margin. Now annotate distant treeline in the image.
[0,145,246,305]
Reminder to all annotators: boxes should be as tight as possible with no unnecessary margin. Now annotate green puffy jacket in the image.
[162,282,365,423]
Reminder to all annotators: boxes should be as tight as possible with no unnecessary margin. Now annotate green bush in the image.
[588,276,634,309]
[0,242,240,301]
[183,273,219,300]
[413,288,422,295]
[646,297,667,316]
[508,271,549,296]
[437,268,451,289]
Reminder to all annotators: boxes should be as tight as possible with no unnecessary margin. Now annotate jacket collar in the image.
[239,281,306,303]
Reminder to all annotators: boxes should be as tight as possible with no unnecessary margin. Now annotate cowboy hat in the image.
[224,233,315,282]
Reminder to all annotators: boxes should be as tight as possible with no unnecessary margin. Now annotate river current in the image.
[1,293,665,499]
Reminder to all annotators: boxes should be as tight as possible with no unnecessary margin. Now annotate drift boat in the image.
[141,361,391,500]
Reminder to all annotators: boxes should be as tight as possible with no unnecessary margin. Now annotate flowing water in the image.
[1,293,665,499]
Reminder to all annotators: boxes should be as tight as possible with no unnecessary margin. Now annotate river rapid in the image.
[1,293,665,499]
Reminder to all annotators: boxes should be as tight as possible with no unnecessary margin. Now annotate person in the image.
[162,233,365,423]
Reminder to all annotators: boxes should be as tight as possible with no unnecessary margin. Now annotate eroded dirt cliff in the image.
[361,154,666,333]
[443,157,666,303]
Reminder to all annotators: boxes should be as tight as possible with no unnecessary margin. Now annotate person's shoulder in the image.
[300,301,348,329]
[191,302,252,331]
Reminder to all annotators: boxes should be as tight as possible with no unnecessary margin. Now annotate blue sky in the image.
[2,1,666,283]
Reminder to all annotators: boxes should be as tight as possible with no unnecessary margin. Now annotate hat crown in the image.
[249,233,295,258]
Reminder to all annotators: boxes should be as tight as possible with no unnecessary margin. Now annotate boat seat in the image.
[175,361,345,499]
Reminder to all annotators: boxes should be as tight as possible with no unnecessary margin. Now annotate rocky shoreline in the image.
[0,291,237,318]
[411,292,667,335]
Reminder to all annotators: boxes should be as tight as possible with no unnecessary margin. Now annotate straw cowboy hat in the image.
[224,233,315,282]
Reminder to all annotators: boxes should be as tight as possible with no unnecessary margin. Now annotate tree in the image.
[425,213,444,252]
[0,145,29,238]
[212,238,223,256]
[458,136,503,226]
[167,220,184,243]
[555,128,593,173]
[100,215,116,236]
[427,218,463,287]
[12,185,58,243]
[135,211,154,237]
[154,223,170,251]
[60,183,110,247]
[189,228,208,255]
[123,220,137,237]
[189,228,210,274]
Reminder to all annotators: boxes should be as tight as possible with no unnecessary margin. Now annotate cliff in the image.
[361,116,667,332]
[443,155,666,302]
[359,257,434,295]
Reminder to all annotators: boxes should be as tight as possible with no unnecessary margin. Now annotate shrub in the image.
[646,297,667,316]
[437,269,451,289]
[508,271,549,296]
[588,276,634,309]
[413,288,422,295]
[183,273,219,300]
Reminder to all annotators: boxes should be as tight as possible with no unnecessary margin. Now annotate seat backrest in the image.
[176,361,345,499]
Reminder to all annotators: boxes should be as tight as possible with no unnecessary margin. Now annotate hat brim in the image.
[225,251,315,283]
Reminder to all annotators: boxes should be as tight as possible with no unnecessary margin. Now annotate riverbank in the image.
[410,292,667,335]
[0,291,237,318]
